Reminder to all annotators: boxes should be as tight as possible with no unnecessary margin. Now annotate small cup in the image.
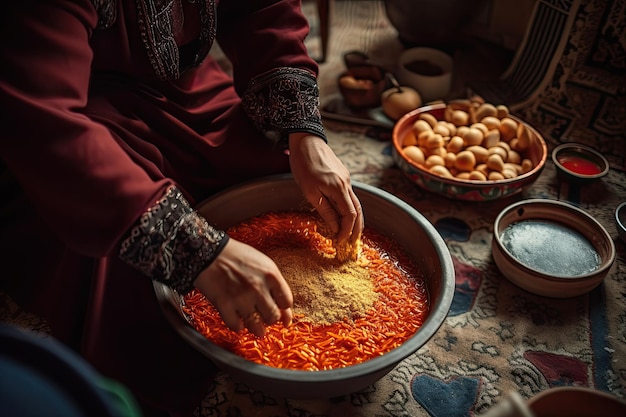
[396,47,453,103]
[551,143,609,184]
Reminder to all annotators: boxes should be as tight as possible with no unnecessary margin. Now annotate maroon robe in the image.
[0,1,319,415]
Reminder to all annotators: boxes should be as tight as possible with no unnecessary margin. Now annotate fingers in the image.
[271,285,294,327]
[316,185,364,244]
[316,195,340,236]
[223,292,289,338]
[348,187,365,244]
[233,284,292,337]
[238,292,292,337]
[287,134,363,245]
[240,309,266,338]
[238,304,293,338]
[194,241,294,338]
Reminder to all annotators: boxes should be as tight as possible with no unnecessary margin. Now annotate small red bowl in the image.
[552,143,609,184]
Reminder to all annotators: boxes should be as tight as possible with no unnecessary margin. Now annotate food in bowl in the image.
[153,175,455,399]
[183,210,429,371]
[499,218,600,276]
[401,101,535,180]
[492,199,616,298]
[552,142,609,183]
[338,71,386,108]
[392,101,547,201]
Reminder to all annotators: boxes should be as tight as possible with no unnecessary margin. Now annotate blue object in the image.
[0,324,141,417]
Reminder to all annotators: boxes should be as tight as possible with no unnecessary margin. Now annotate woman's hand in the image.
[193,239,293,337]
[288,133,364,247]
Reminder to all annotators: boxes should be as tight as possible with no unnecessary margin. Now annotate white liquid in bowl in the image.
[500,220,601,277]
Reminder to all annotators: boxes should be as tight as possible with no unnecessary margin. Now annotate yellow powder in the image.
[266,247,377,325]
[334,234,363,262]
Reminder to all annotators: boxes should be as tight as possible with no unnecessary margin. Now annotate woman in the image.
[0,1,363,416]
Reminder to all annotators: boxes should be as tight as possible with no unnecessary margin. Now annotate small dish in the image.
[616,202,626,243]
[526,386,626,417]
[396,47,453,103]
[492,199,616,298]
[552,143,609,184]
[338,50,387,109]
[338,71,385,108]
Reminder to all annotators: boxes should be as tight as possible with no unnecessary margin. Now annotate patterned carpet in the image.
[191,2,626,416]
[1,1,624,416]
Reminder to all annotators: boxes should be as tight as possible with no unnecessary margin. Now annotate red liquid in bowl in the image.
[558,155,602,176]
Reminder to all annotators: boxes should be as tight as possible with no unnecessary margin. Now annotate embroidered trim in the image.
[135,0,216,80]
[119,185,228,294]
[89,0,117,28]
[242,68,327,146]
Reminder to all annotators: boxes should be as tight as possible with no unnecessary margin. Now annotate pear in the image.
[381,75,422,121]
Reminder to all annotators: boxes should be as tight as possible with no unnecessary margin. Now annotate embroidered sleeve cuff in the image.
[119,185,229,294]
[242,67,327,148]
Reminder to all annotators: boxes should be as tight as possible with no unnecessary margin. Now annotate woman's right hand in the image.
[193,239,294,338]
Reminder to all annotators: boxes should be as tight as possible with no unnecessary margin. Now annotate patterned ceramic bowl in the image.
[392,102,548,201]
[492,199,616,298]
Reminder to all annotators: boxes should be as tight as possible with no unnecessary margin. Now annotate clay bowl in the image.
[396,47,453,103]
[392,102,548,201]
[492,199,616,298]
[616,202,626,243]
[552,143,610,184]
[154,175,455,399]
[337,63,386,109]
[526,387,626,417]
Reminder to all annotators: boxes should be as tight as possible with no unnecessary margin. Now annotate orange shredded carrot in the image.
[183,211,430,371]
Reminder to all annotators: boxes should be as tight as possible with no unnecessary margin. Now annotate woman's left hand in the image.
[287,133,364,247]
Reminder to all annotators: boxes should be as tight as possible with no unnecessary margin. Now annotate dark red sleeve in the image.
[0,1,171,257]
[215,0,319,95]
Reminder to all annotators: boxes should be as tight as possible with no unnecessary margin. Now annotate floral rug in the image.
[190,1,626,415]
[191,126,626,417]
[1,2,624,416]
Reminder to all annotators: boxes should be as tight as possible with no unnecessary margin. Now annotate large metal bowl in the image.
[154,175,455,399]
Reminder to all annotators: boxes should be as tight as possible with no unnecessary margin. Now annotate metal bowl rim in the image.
[154,175,455,383]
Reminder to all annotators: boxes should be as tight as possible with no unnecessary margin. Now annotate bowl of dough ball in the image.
[391,101,548,201]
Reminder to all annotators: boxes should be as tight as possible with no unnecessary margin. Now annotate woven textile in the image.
[514,0,626,171]
[2,2,624,416]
